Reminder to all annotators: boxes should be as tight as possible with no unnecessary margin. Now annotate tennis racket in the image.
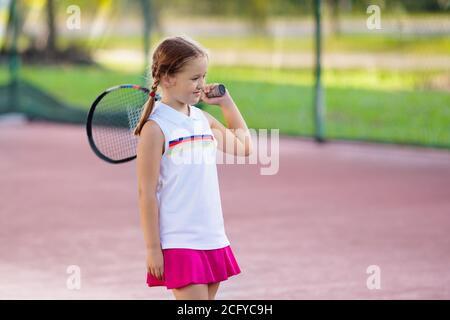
[86,83,226,164]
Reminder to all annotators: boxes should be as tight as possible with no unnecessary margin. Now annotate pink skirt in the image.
[147,245,241,289]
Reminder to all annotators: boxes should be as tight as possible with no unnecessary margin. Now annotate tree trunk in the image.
[46,0,56,54]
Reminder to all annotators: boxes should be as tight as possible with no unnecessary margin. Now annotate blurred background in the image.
[0,0,449,300]
[0,0,449,147]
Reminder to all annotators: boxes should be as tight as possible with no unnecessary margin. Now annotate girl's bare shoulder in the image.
[138,120,165,155]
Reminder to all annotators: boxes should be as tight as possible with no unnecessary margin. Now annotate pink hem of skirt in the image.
[146,245,241,289]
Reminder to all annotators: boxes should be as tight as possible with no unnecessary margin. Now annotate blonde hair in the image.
[133,36,208,136]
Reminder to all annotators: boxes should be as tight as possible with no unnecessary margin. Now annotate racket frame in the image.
[86,84,152,164]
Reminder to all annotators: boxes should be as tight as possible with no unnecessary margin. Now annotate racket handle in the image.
[152,85,224,101]
[206,84,226,98]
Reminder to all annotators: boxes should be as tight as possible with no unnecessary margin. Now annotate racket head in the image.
[86,84,158,164]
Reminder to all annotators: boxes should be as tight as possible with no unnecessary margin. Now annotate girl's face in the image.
[163,55,208,105]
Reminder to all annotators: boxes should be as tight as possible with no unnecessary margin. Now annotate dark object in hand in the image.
[206,84,226,98]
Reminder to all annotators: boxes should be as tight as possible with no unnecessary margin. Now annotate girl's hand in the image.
[200,83,233,106]
[147,248,164,281]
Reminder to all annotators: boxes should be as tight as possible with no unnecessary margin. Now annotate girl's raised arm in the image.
[201,84,253,157]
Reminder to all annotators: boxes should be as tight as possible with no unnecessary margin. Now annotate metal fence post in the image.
[141,0,152,84]
[314,0,325,142]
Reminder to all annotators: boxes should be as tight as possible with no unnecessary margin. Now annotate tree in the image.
[45,0,56,55]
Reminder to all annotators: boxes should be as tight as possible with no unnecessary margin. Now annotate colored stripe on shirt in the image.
[169,134,214,148]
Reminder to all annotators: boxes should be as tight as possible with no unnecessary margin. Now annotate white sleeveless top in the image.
[147,100,230,250]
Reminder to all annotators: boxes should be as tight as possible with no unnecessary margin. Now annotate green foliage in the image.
[1,64,448,147]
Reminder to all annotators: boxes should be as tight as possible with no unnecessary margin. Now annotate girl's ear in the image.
[161,73,177,88]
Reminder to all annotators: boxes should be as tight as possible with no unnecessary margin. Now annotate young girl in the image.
[133,35,253,300]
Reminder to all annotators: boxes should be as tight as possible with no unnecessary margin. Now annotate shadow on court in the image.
[1,121,449,299]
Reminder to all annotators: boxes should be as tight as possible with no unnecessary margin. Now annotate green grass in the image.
[0,65,149,107]
[58,34,450,55]
[0,64,449,147]
[199,34,450,55]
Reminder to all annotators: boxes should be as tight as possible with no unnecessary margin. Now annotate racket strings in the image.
[91,88,149,161]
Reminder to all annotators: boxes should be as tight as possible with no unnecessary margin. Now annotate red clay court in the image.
[1,121,449,299]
